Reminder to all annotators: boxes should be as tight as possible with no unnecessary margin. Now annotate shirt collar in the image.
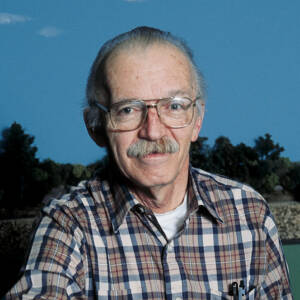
[189,167,224,223]
[94,166,224,232]
[102,179,140,233]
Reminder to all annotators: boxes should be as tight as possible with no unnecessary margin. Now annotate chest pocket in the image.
[210,286,259,299]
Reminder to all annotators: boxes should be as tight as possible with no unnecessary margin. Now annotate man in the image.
[6,27,292,299]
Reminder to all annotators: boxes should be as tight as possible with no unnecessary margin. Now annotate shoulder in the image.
[191,166,260,194]
[191,166,264,197]
[190,167,271,224]
[42,177,108,230]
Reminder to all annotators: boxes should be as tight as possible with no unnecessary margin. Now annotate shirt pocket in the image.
[210,286,259,300]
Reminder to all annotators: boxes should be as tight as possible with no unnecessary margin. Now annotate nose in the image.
[138,106,167,140]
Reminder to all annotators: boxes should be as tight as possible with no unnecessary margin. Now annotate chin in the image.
[130,171,179,189]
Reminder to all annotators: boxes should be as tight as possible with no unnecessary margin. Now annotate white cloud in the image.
[0,12,31,24]
[38,26,62,38]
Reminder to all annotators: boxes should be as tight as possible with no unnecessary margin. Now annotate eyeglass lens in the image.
[107,98,196,131]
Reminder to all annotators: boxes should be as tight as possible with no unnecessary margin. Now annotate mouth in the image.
[139,151,172,163]
[143,151,166,158]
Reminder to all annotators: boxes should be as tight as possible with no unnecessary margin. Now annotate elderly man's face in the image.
[105,44,202,188]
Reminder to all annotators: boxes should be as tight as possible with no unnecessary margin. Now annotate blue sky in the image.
[1,0,299,165]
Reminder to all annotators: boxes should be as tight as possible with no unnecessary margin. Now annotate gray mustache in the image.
[127,137,179,158]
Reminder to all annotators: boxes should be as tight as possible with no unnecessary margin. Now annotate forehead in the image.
[105,43,196,102]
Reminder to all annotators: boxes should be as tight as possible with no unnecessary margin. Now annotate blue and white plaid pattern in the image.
[5,167,292,299]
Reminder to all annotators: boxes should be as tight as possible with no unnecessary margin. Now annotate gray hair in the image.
[85,26,205,130]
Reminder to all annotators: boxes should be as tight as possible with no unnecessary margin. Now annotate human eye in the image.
[170,101,184,111]
[118,106,134,115]
[165,98,189,112]
[112,101,143,121]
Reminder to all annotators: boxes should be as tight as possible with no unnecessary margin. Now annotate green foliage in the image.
[190,133,300,198]
[254,133,284,161]
[72,164,92,180]
[0,122,38,164]
[87,155,110,175]
[0,122,40,209]
[282,163,300,199]
[189,137,210,170]
[32,167,49,182]
[263,173,280,193]
[210,136,240,175]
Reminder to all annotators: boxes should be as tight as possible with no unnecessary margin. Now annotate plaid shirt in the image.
[6,167,292,299]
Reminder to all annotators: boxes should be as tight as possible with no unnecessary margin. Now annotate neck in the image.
[131,167,189,214]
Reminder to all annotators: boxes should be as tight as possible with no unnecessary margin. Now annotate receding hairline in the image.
[103,40,200,101]
[110,41,197,82]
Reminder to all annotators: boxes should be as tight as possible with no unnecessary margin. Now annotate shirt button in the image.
[135,205,145,214]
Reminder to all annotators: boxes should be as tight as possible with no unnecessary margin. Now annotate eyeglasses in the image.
[95,97,201,131]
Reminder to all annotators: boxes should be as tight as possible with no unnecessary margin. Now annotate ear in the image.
[191,117,202,142]
[83,108,107,147]
[191,103,205,142]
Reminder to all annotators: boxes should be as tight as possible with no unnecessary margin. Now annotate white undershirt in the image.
[154,193,188,240]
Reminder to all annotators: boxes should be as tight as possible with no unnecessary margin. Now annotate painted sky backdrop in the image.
[1,1,299,165]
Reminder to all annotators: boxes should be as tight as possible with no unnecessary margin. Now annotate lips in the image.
[138,151,172,165]
[143,152,165,158]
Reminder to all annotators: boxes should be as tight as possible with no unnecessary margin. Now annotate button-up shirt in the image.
[6,167,292,299]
